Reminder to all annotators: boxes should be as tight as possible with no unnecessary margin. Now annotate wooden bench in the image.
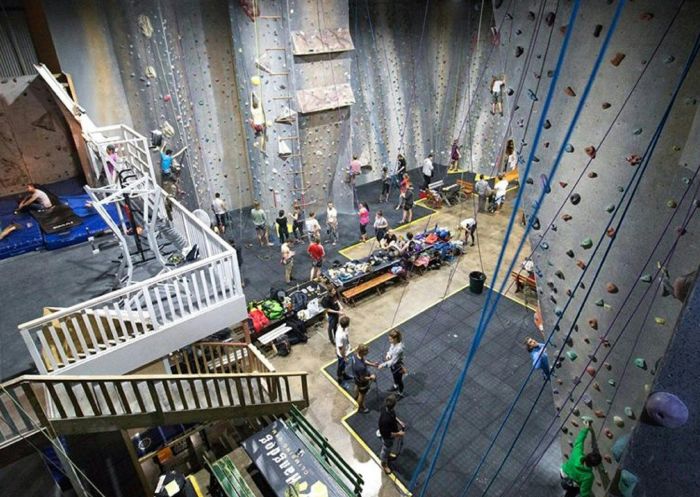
[257,324,291,354]
[512,271,536,292]
[341,272,397,305]
[456,179,475,195]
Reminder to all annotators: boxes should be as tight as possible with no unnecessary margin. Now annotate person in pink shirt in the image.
[349,155,362,184]
[358,201,370,242]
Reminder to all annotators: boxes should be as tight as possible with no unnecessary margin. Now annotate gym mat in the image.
[324,286,561,497]
[0,213,43,260]
[30,203,82,234]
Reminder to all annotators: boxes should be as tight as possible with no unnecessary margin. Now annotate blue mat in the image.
[0,213,43,260]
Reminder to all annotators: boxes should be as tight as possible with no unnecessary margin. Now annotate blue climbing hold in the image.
[565,143,574,153]
[612,434,629,462]
[540,174,551,193]
[528,89,538,101]
[645,391,689,428]
[619,470,639,497]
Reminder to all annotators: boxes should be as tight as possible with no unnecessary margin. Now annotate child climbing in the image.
[559,421,601,497]
[449,139,461,172]
[491,75,506,116]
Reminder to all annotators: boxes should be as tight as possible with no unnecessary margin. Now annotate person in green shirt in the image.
[250,201,273,247]
[560,420,602,497]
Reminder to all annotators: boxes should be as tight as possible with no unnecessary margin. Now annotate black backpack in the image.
[275,336,291,356]
[270,287,287,303]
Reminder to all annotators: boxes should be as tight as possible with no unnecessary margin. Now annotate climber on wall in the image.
[658,262,697,304]
[490,75,506,116]
[449,139,461,172]
[560,420,601,497]
[158,141,187,185]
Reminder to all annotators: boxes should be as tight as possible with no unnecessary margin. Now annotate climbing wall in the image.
[0,76,83,196]
[494,1,700,494]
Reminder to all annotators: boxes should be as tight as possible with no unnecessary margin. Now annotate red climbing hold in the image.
[607,283,619,293]
[587,366,597,376]
[585,146,596,159]
[607,227,616,238]
[163,94,172,102]
[564,86,576,97]
[605,429,614,439]
[610,53,626,66]
[626,154,642,166]
[576,260,586,270]
[559,181,568,188]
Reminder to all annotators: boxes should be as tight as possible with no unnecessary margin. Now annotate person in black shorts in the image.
[378,394,406,474]
[401,186,414,224]
[321,286,343,344]
[380,167,391,202]
[352,343,377,413]
[276,210,289,244]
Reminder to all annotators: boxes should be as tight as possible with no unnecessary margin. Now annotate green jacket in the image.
[561,427,594,497]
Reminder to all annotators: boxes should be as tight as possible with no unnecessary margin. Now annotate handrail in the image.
[20,372,307,382]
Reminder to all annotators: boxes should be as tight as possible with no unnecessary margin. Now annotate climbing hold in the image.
[602,102,611,109]
[515,46,524,57]
[624,406,635,418]
[543,119,551,129]
[570,193,581,205]
[565,144,574,153]
[566,249,574,258]
[664,55,675,64]
[605,204,615,213]
[633,127,643,135]
[582,393,593,408]
[559,25,567,34]
[626,154,642,166]
[587,171,597,178]
[545,11,556,26]
[581,415,594,424]
[604,362,612,370]
[527,10,536,20]
[527,89,538,101]
[654,317,666,325]
[572,407,580,416]
[163,94,172,102]
[613,416,624,427]
[576,260,586,271]
[667,199,677,208]
[606,283,619,293]
[640,274,652,283]
[562,214,572,221]
[251,75,261,86]
[566,350,578,361]
[612,434,629,462]
[555,270,565,279]
[137,14,154,38]
[594,409,605,418]
[608,379,616,387]
[586,366,597,377]
[561,426,569,434]
[525,177,534,184]
[542,241,550,249]
[588,318,598,330]
[580,238,593,249]
[610,52,626,66]
[564,86,576,97]
[645,392,689,428]
[604,429,614,439]
[559,181,568,188]
[593,24,603,37]
[634,357,647,369]
[619,470,639,497]
[554,306,563,316]
[606,227,616,238]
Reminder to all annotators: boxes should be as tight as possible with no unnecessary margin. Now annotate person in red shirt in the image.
[307,236,325,280]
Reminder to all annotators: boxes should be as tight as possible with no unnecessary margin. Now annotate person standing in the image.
[292,201,305,243]
[280,241,295,283]
[351,343,377,414]
[251,202,273,246]
[422,153,434,190]
[374,210,389,242]
[306,211,321,242]
[378,329,405,396]
[524,338,550,381]
[326,202,339,245]
[560,421,601,497]
[449,139,461,172]
[275,210,289,244]
[401,186,414,224]
[396,173,410,211]
[212,193,227,234]
[322,286,343,344]
[494,174,509,211]
[379,167,391,203]
[307,236,325,281]
[378,394,406,474]
[358,202,370,242]
[459,217,477,246]
[475,175,491,213]
[505,139,518,172]
[335,316,352,383]
[394,153,407,189]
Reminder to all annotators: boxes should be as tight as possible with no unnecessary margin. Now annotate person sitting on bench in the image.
[16,183,53,213]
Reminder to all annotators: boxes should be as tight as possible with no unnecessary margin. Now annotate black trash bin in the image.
[469,271,486,294]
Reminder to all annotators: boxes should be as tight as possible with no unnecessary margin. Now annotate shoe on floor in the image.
[376,429,381,438]
[359,407,370,414]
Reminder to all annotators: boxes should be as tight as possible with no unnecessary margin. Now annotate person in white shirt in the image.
[422,153,434,190]
[494,174,509,211]
[378,329,406,395]
[491,76,506,115]
[305,211,321,241]
[16,183,53,213]
[326,202,338,245]
[212,193,227,233]
[459,217,477,246]
[373,210,389,241]
[335,316,352,382]
[505,139,518,171]
[280,242,295,283]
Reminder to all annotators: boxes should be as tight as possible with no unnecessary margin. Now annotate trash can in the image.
[469,271,486,294]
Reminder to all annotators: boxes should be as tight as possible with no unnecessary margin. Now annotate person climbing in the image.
[380,167,391,203]
[335,315,352,383]
[494,174,509,211]
[322,286,343,344]
[349,155,362,184]
[358,201,370,242]
[280,241,295,283]
[449,139,462,172]
[402,185,415,225]
[524,337,551,381]
[275,209,289,244]
[307,236,325,281]
[250,201,273,246]
[459,217,477,246]
[378,329,406,396]
[491,75,506,116]
[378,394,406,475]
[422,153,434,190]
[475,174,491,213]
[159,141,187,184]
[658,262,697,304]
[212,193,227,234]
[374,210,389,242]
[292,201,305,243]
[352,343,377,414]
[305,211,321,242]
[326,202,338,245]
[16,184,53,213]
[560,420,601,497]
[394,153,407,190]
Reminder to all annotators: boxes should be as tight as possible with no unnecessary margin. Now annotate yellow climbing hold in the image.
[251,76,262,86]
[654,317,666,325]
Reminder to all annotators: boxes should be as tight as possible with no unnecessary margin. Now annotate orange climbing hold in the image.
[576,260,586,269]
[564,86,576,97]
[588,318,598,330]
[585,146,596,159]
[607,227,616,238]
[587,366,597,376]
[610,52,626,66]
[607,282,619,293]
[562,214,572,221]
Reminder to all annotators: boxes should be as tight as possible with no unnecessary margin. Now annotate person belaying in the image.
[212,193,227,234]
[524,337,551,381]
[475,175,491,213]
[422,153,434,190]
[560,420,601,497]
[394,153,407,190]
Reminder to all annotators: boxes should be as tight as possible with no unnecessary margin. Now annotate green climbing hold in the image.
[566,350,578,361]
[605,204,615,213]
[654,317,666,325]
[633,127,642,135]
[640,274,652,283]
[608,379,616,387]
[667,199,677,208]
[634,358,647,369]
[624,406,635,418]
[580,415,593,424]
[580,238,593,249]
[595,299,605,307]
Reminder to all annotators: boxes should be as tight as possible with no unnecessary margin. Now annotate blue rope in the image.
[455,2,627,493]
[480,31,700,497]
[409,1,581,493]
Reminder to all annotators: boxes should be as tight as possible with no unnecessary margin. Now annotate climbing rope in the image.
[409,3,582,494]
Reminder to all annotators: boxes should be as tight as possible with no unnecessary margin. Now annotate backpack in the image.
[275,336,291,356]
[270,287,287,303]
[290,291,309,312]
[249,308,270,332]
[261,299,284,320]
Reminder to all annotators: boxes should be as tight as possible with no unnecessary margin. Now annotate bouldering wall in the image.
[492,1,700,495]
[0,76,83,196]
[43,0,253,211]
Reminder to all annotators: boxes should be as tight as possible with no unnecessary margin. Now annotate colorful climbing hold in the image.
[633,127,643,135]
[613,416,624,427]
[588,318,598,330]
[654,317,666,325]
[608,379,616,387]
[587,171,597,178]
[565,144,574,153]
[586,366,597,377]
[634,357,647,369]
[564,86,576,97]
[667,199,677,208]
[580,238,593,249]
[606,227,616,238]
[640,274,652,283]
[624,406,635,419]
[594,409,605,418]
[619,470,639,497]
[645,391,689,428]
[562,214,572,221]
[610,52,625,66]
[606,282,619,293]
[566,350,578,361]
[604,429,614,439]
